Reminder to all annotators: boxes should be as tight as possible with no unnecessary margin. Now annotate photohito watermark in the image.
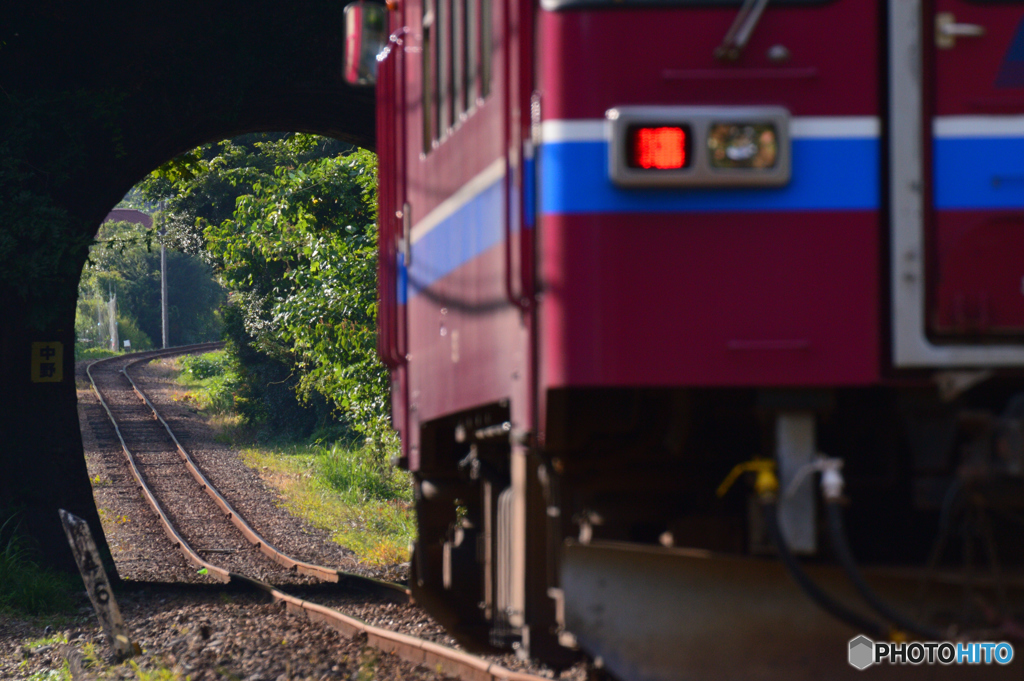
[848,635,1014,670]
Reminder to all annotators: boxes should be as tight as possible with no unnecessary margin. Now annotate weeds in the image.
[22,644,189,681]
[242,440,414,565]
[356,647,379,681]
[25,633,70,649]
[175,351,239,415]
[127,660,190,680]
[317,440,412,505]
[25,669,70,681]
[74,346,120,362]
[0,512,81,616]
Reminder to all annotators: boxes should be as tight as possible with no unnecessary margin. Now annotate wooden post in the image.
[58,509,136,660]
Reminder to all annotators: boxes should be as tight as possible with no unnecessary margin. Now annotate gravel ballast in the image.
[0,354,586,680]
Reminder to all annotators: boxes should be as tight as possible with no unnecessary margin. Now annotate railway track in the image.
[85,344,547,681]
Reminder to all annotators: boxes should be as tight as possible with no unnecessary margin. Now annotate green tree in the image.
[139,135,388,443]
[209,144,385,439]
[76,219,224,352]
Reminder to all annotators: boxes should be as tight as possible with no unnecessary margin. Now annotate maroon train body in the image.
[348,0,1024,677]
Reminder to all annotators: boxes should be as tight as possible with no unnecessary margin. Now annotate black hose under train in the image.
[762,499,890,639]
[826,501,945,640]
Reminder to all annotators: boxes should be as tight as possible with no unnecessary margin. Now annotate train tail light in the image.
[608,106,791,188]
[629,126,690,170]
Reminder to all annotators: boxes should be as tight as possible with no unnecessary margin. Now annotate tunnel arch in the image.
[0,1,375,571]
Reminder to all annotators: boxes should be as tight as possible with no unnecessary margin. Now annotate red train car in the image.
[347,1,1024,678]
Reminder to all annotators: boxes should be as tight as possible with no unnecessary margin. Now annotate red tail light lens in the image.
[629,126,690,170]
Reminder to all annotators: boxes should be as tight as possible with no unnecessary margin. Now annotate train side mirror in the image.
[343,1,388,86]
[342,0,385,84]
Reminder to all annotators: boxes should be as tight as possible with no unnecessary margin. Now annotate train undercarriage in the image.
[411,384,1024,679]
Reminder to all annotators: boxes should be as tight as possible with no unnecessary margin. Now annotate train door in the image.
[928,0,1024,338]
[399,0,549,658]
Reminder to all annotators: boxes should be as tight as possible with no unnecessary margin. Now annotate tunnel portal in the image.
[0,0,374,572]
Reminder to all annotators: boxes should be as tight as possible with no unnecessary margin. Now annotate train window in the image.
[541,0,833,10]
[422,0,436,152]
[465,0,478,108]
[422,0,494,153]
[453,0,465,121]
[439,0,452,133]
[481,0,492,100]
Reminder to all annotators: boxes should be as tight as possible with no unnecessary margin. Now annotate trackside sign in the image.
[849,635,1014,670]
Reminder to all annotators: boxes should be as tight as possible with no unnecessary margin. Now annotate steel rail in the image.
[88,342,406,595]
[121,351,404,596]
[229,574,548,681]
[86,344,232,583]
[86,343,550,681]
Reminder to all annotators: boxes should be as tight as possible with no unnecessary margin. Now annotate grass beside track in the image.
[19,632,188,680]
[173,351,415,566]
[0,514,81,618]
[74,346,121,362]
[241,443,414,565]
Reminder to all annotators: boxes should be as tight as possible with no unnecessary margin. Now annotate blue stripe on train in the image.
[935,137,1024,210]
[408,178,504,295]
[540,138,879,214]
[397,252,408,305]
[403,136,880,301]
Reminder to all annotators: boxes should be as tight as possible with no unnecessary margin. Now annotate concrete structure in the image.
[0,0,374,572]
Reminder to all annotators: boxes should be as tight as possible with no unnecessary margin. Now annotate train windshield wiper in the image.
[715,0,772,62]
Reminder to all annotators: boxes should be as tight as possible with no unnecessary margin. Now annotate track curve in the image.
[86,344,548,681]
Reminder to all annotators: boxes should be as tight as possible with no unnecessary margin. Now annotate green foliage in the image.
[179,350,230,380]
[356,647,380,681]
[20,641,189,680]
[116,315,155,352]
[74,346,119,362]
[76,219,224,352]
[212,145,386,439]
[25,669,71,681]
[126,661,190,680]
[138,134,389,443]
[0,513,80,616]
[115,186,159,213]
[316,440,411,505]
[175,350,240,415]
[138,134,353,259]
[221,305,335,440]
[242,440,413,565]
[75,294,154,354]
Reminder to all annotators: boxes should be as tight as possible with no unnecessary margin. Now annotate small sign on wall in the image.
[31,341,63,383]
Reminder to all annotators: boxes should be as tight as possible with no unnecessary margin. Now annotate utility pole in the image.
[108,291,118,352]
[160,225,168,349]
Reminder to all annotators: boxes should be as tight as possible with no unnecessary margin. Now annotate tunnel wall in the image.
[0,0,375,571]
